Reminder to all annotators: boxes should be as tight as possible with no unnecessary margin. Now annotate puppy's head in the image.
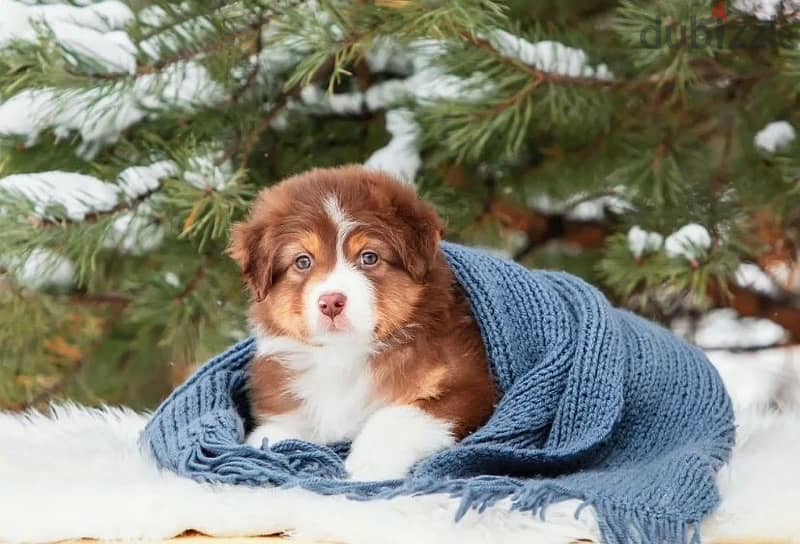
[229,166,445,345]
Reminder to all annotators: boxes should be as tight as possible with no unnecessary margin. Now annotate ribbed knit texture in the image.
[141,242,735,544]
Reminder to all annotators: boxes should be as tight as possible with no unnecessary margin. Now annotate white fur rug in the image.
[1,348,799,544]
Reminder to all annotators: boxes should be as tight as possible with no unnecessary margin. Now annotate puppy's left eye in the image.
[360,251,379,267]
[295,254,313,270]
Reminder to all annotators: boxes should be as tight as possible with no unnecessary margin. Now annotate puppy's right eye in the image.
[295,254,313,271]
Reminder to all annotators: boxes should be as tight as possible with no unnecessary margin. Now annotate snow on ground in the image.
[627,226,663,258]
[664,223,712,261]
[705,345,800,412]
[673,308,788,350]
[754,121,796,153]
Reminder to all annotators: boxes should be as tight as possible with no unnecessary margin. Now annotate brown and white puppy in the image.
[229,166,497,480]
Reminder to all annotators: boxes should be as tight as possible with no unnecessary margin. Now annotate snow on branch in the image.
[736,263,782,298]
[0,163,171,241]
[1,248,76,290]
[734,0,800,20]
[487,30,613,81]
[293,29,615,183]
[754,121,796,153]
[665,224,712,262]
[0,153,238,287]
[365,109,421,183]
[628,226,663,259]
[0,171,120,221]
[0,62,225,157]
[529,190,632,222]
[0,0,133,48]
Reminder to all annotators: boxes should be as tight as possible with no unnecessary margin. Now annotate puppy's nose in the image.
[318,293,347,319]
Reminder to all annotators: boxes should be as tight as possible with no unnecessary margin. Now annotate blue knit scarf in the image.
[141,242,735,544]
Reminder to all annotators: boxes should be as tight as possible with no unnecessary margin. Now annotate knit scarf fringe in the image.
[182,442,701,544]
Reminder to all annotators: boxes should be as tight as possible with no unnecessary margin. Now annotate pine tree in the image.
[1,0,798,410]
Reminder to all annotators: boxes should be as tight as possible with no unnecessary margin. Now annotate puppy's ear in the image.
[392,198,446,282]
[228,221,274,302]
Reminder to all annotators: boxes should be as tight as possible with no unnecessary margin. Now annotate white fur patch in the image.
[323,194,348,229]
[246,417,311,447]
[305,193,376,340]
[345,405,455,481]
[254,331,383,444]
[248,192,381,446]
[323,193,359,259]
[304,259,376,340]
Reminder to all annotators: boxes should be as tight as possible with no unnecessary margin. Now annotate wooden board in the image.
[56,536,794,544]
[57,535,324,544]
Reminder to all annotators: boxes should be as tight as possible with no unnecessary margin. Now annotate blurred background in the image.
[0,0,798,411]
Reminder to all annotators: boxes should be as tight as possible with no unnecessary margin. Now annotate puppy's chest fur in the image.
[250,339,387,444]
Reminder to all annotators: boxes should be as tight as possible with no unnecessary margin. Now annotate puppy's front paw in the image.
[345,405,455,481]
[345,447,410,481]
[246,422,304,448]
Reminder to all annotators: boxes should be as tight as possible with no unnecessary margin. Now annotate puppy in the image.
[229,165,497,481]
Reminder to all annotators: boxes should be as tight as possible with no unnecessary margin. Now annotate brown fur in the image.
[229,165,498,440]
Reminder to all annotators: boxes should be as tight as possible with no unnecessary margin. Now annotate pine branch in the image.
[34,181,166,228]
[218,89,295,167]
[219,56,338,167]
[173,257,210,304]
[70,293,132,307]
[17,296,125,410]
[230,31,264,104]
[460,33,621,90]
[84,17,270,83]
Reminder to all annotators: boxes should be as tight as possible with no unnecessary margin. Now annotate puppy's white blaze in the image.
[323,194,347,228]
[345,405,455,481]
[306,260,376,340]
[307,194,376,341]
[323,194,359,260]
